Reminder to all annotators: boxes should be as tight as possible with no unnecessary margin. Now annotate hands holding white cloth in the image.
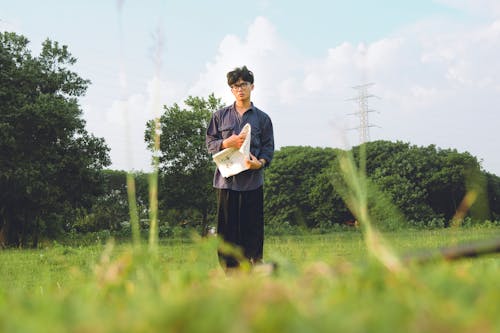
[212,123,252,177]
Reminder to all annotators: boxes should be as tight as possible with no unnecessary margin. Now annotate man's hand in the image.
[222,132,246,149]
[245,153,263,170]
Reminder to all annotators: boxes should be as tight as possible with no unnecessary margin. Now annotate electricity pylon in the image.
[347,83,378,144]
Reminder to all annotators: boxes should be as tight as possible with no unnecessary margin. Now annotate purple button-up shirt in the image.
[206,103,274,191]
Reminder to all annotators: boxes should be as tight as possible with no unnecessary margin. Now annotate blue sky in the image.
[2,0,500,175]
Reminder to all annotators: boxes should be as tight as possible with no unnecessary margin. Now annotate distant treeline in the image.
[264,143,499,230]
[73,142,500,239]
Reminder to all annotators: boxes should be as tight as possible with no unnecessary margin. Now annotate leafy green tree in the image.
[423,148,481,223]
[308,166,353,226]
[0,32,110,247]
[145,94,223,234]
[264,146,338,227]
[308,148,405,230]
[287,141,496,230]
[73,170,149,233]
[358,141,437,222]
[486,172,500,221]
[350,141,485,225]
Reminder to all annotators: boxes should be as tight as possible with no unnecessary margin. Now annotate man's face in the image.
[230,79,253,102]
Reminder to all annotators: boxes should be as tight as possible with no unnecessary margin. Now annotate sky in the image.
[2,0,500,175]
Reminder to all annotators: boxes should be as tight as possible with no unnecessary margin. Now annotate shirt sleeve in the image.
[258,115,274,167]
[206,113,224,154]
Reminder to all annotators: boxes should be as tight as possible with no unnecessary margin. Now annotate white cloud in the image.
[0,18,21,33]
[189,16,300,106]
[83,75,186,171]
[92,12,500,175]
[436,0,500,18]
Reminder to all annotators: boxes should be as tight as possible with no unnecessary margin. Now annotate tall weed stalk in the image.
[116,1,141,249]
[147,25,164,256]
[335,144,402,272]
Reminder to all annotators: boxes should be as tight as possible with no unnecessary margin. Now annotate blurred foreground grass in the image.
[0,227,499,332]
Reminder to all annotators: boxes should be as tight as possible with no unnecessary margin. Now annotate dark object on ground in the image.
[403,237,500,264]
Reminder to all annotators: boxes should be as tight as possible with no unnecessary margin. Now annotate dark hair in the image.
[227,66,254,86]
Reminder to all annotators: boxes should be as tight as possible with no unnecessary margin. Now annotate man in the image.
[206,66,274,270]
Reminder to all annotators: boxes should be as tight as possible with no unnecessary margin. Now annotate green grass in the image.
[0,227,499,332]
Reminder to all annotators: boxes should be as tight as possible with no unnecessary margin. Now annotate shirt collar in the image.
[231,102,254,114]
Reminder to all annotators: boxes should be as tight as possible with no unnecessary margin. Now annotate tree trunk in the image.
[0,222,7,249]
[32,218,39,248]
[0,216,12,248]
[201,208,209,237]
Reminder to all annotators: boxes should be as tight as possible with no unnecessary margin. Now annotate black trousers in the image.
[217,186,264,268]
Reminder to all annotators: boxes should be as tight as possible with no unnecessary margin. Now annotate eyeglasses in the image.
[231,82,251,90]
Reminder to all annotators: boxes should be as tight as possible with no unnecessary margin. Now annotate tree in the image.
[359,141,437,222]
[0,32,110,247]
[264,146,338,227]
[486,172,500,221]
[309,166,353,226]
[339,141,487,226]
[267,141,497,230]
[73,170,149,233]
[145,94,224,234]
[310,146,406,230]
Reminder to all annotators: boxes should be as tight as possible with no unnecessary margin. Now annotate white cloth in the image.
[212,123,251,178]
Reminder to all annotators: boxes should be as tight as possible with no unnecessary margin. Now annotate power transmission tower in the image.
[347,83,378,144]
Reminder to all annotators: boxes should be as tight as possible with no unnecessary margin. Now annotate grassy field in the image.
[0,227,499,332]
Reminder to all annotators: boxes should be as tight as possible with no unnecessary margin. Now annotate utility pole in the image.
[347,83,378,144]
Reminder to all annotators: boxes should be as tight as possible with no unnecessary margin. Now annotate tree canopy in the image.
[265,141,499,229]
[145,94,224,233]
[0,32,110,247]
[264,146,339,227]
